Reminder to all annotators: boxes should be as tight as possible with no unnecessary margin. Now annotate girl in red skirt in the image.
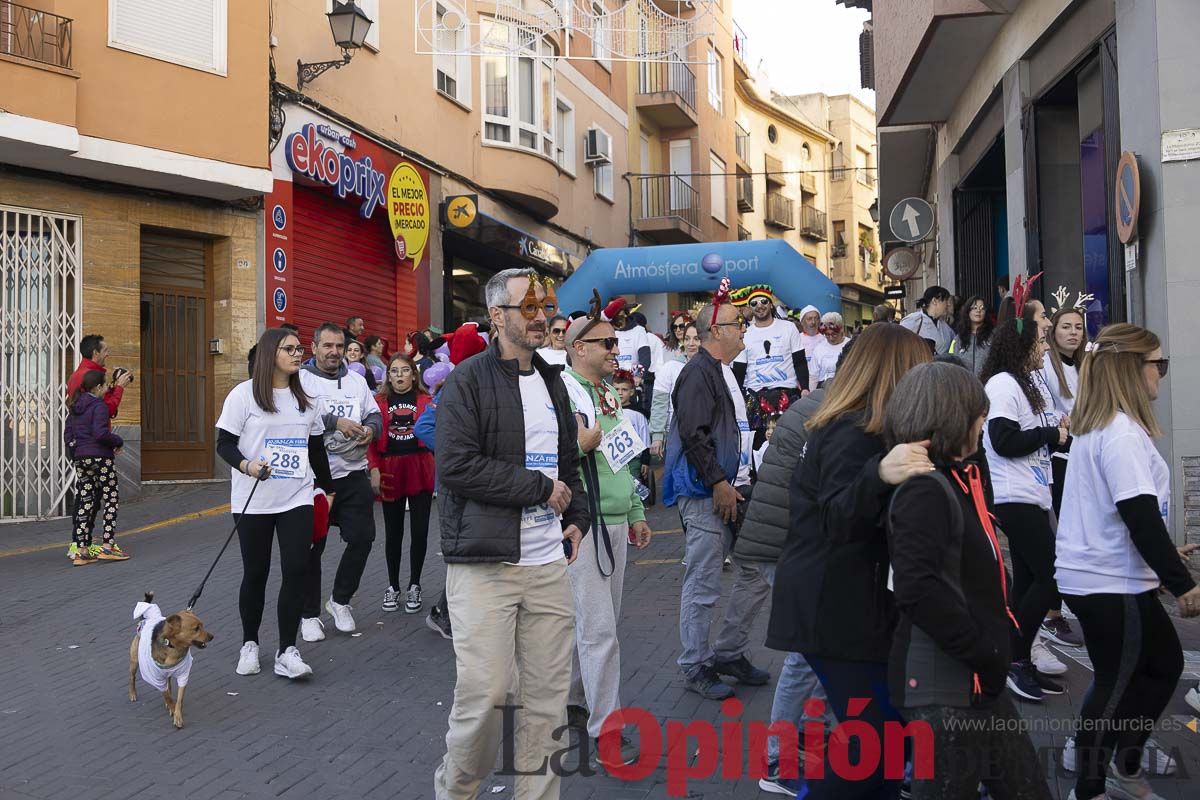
[368,353,435,614]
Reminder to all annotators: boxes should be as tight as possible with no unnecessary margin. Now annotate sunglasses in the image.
[277,345,305,356]
[1145,358,1169,378]
[578,337,619,350]
[549,327,567,336]
[748,298,772,308]
[671,322,689,330]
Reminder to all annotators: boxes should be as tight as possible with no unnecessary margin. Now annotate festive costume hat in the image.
[730,284,777,307]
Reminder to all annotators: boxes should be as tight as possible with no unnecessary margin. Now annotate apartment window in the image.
[592,126,614,201]
[592,2,611,71]
[707,44,723,113]
[482,20,555,157]
[555,97,575,174]
[326,0,380,51]
[434,2,471,106]
[108,0,228,75]
[710,152,726,224]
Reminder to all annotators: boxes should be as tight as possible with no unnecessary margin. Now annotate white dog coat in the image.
[133,601,193,692]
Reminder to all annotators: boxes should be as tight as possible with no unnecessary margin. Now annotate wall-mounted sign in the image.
[444,194,478,228]
[888,197,934,243]
[285,123,387,219]
[316,123,357,149]
[1162,128,1200,163]
[1115,151,1140,245]
[445,206,572,276]
[883,246,920,281]
[387,162,430,270]
[884,285,906,299]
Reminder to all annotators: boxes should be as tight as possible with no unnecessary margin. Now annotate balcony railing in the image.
[800,205,828,240]
[1,1,72,69]
[737,223,752,241]
[733,19,750,64]
[637,175,700,230]
[735,122,750,163]
[736,175,753,212]
[637,59,697,115]
[831,167,848,182]
[765,192,794,229]
[858,169,877,187]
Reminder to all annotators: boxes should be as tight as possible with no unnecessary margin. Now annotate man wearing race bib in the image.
[663,279,772,701]
[730,285,810,437]
[559,296,653,770]
[299,323,382,638]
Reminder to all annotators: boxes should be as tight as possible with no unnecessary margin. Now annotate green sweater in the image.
[565,370,646,525]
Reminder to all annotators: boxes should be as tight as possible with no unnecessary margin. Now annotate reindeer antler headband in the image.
[1012,271,1043,334]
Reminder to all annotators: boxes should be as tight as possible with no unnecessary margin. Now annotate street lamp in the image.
[297,1,373,92]
[868,198,880,224]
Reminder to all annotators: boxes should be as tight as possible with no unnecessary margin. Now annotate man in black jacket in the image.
[433,268,589,800]
[663,294,772,701]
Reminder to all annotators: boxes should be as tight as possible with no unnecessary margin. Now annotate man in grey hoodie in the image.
[299,322,383,639]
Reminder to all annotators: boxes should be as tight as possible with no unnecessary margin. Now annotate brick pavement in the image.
[3,493,1200,799]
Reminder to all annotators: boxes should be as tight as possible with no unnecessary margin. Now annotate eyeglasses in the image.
[748,298,772,308]
[578,337,619,350]
[712,317,748,330]
[1145,358,1169,378]
[277,345,305,356]
[497,300,558,320]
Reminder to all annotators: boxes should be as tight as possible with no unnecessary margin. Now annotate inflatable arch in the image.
[557,240,842,314]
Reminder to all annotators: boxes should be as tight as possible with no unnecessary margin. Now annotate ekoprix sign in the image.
[558,240,841,314]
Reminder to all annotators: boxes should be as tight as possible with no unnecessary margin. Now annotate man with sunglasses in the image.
[731,285,810,437]
[664,290,772,701]
[536,314,570,367]
[433,268,589,800]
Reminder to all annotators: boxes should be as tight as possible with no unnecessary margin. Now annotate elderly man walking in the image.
[433,269,589,800]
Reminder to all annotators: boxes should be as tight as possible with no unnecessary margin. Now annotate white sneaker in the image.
[325,597,356,632]
[1106,764,1164,800]
[273,646,313,679]
[1062,736,1076,772]
[1062,735,1177,777]
[382,586,400,613]
[1185,684,1200,715]
[235,641,260,675]
[300,617,325,642]
[1031,636,1067,675]
[405,584,423,614]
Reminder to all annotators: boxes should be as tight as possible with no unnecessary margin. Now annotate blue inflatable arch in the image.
[557,240,842,314]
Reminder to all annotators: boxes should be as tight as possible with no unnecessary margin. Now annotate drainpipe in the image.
[623,172,636,246]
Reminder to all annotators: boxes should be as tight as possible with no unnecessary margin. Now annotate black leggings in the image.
[1069,591,1183,798]
[383,492,433,589]
[237,505,313,651]
[995,503,1057,661]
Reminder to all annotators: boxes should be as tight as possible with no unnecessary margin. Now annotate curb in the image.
[0,503,231,559]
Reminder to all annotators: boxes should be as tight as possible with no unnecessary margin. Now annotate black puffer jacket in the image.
[733,389,824,562]
[435,340,589,562]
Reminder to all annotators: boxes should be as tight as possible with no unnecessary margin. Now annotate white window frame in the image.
[591,125,614,202]
[108,0,228,76]
[707,44,723,114]
[710,152,727,225]
[591,1,611,72]
[555,96,576,176]
[481,19,556,158]
[433,1,472,108]
[326,0,379,51]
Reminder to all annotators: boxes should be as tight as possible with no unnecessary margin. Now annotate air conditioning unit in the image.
[584,128,612,164]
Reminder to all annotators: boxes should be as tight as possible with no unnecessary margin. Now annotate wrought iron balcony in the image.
[636,59,698,127]
[735,122,750,163]
[0,1,72,69]
[736,174,753,212]
[737,223,752,241]
[800,205,828,240]
[765,192,794,230]
[635,175,701,242]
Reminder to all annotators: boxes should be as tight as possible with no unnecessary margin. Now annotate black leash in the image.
[186,471,266,611]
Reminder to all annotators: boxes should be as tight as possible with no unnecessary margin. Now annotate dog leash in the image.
[186,471,266,611]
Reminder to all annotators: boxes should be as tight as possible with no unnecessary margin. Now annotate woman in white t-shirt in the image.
[648,322,701,458]
[1055,323,1200,800]
[980,301,1069,703]
[1042,306,1087,513]
[811,312,851,386]
[217,327,333,681]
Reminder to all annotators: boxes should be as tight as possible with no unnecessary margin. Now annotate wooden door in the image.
[140,232,214,480]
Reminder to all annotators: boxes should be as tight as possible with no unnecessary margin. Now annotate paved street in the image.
[3,486,1200,799]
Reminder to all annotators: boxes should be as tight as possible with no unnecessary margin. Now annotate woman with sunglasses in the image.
[536,314,570,367]
[649,321,702,459]
[663,312,693,353]
[1056,324,1199,800]
[810,312,851,387]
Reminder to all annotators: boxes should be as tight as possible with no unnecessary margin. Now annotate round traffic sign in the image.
[889,198,934,243]
[1115,151,1140,244]
[883,247,921,281]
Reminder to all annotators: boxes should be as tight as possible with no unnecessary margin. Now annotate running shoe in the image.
[405,584,422,614]
[325,597,356,632]
[1006,660,1044,702]
[760,759,803,796]
[426,604,452,640]
[1033,668,1065,695]
[567,704,590,732]
[713,654,771,685]
[1031,636,1067,675]
[382,586,400,613]
[1062,736,1177,777]
[1185,684,1200,715]
[236,641,261,675]
[684,665,734,700]
[1106,763,1165,800]
[594,733,640,770]
[300,617,325,643]
[97,543,130,561]
[1040,616,1083,647]
[71,544,98,566]
[274,646,313,680]
[66,542,78,560]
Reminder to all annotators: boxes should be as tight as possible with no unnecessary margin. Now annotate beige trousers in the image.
[434,559,575,800]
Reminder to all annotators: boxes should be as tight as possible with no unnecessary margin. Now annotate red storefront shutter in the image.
[291,185,417,351]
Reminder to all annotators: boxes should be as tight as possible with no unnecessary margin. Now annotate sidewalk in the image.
[0,482,230,557]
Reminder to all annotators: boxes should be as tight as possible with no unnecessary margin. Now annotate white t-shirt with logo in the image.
[734,318,806,390]
[721,363,753,487]
[1056,412,1171,595]
[216,380,326,514]
[615,327,650,376]
[982,371,1055,510]
[537,347,568,367]
[299,369,376,479]
[514,371,565,566]
[812,337,850,385]
[1041,351,1079,416]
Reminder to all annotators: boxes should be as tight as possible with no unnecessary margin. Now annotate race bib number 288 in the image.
[262,437,309,479]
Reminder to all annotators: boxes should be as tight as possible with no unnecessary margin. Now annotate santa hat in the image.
[446,321,487,364]
[602,297,641,321]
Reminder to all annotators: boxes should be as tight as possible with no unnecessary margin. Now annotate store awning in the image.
[558,240,841,314]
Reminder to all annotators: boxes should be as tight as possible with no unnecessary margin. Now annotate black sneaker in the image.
[425,604,452,640]
[567,704,590,732]
[1006,660,1044,702]
[1040,616,1083,647]
[759,758,803,796]
[685,665,735,700]
[1033,668,1065,695]
[713,654,771,686]
[594,733,640,770]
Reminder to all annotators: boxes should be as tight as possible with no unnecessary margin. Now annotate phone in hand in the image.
[563,538,573,559]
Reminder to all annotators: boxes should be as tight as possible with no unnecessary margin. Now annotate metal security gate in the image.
[0,205,82,521]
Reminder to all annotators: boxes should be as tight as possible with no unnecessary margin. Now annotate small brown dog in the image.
[128,592,214,729]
